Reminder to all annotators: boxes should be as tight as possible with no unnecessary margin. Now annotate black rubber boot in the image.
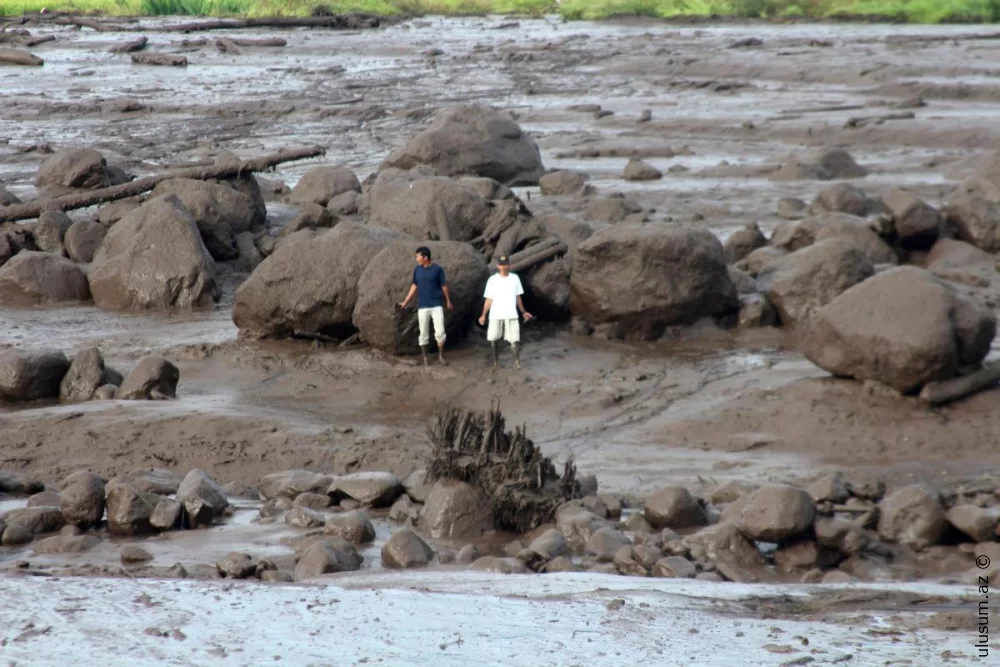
[420,345,429,367]
[512,343,521,370]
[491,341,499,368]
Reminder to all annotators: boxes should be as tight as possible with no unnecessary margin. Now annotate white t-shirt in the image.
[484,273,524,320]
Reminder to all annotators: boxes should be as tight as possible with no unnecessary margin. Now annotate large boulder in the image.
[524,258,571,320]
[59,471,106,528]
[418,479,493,539]
[233,222,400,339]
[770,217,824,252]
[324,510,376,544]
[0,186,21,206]
[809,183,873,217]
[33,210,73,255]
[352,241,489,354]
[926,239,994,270]
[944,190,1000,252]
[800,266,996,393]
[682,522,765,567]
[210,151,267,228]
[176,469,228,528]
[881,189,943,250]
[812,214,897,265]
[0,251,91,305]
[0,349,69,402]
[368,175,491,242]
[757,238,874,327]
[644,486,707,530]
[59,347,106,401]
[623,159,662,181]
[737,485,816,544]
[258,470,334,500]
[89,196,219,309]
[105,481,155,536]
[1,507,64,544]
[540,215,593,253]
[570,226,738,339]
[289,166,361,206]
[381,104,544,185]
[327,472,403,508]
[723,222,767,264]
[877,484,946,550]
[123,468,181,496]
[116,356,179,400]
[555,506,609,552]
[64,220,107,264]
[539,170,588,196]
[381,528,435,568]
[294,538,362,580]
[150,180,257,261]
[35,148,110,190]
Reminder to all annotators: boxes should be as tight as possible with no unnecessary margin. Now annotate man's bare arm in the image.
[398,284,418,308]
[517,296,533,320]
[442,284,454,310]
[479,298,493,325]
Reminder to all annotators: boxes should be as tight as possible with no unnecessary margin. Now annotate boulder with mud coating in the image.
[28,491,61,508]
[258,470,334,501]
[64,220,107,264]
[653,555,697,578]
[327,191,361,216]
[809,183,873,217]
[381,104,545,185]
[105,482,155,536]
[458,176,513,201]
[757,239,874,328]
[470,556,531,574]
[294,537,363,580]
[926,239,994,271]
[33,210,73,255]
[327,472,403,508]
[95,198,141,228]
[150,179,258,261]
[943,189,1000,252]
[0,251,91,306]
[0,186,21,206]
[150,499,183,530]
[207,152,266,228]
[644,486,707,530]
[294,492,331,510]
[556,506,609,552]
[116,356,179,400]
[770,217,824,252]
[773,149,867,182]
[540,215,593,254]
[585,195,643,224]
[814,517,869,555]
[352,241,489,354]
[418,479,493,539]
[382,528,435,569]
[233,222,401,339]
[389,495,421,524]
[738,293,777,329]
[724,222,767,264]
[33,534,100,554]
[89,196,219,309]
[801,266,996,393]
[524,258,571,320]
[123,468,182,496]
[807,474,850,504]
[682,522,765,568]
[0,349,69,402]
[812,213,897,265]
[35,148,110,191]
[570,226,738,340]
[368,175,491,242]
[947,505,998,543]
[324,510,376,544]
[585,527,630,562]
[289,166,361,207]
[287,506,326,528]
[279,203,336,237]
[881,189,943,250]
[877,484,946,550]
[402,469,430,504]
[0,507,64,546]
[216,552,257,579]
[528,528,570,561]
[736,246,787,276]
[59,347,106,402]
[177,469,228,528]
[539,170,588,195]
[59,471,105,528]
[737,485,816,544]
[777,197,808,220]
[0,471,43,495]
[623,159,662,181]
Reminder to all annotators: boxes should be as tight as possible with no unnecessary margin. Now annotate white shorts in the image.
[487,318,520,344]
[418,306,446,346]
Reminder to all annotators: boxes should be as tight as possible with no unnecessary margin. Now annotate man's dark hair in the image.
[416,246,431,261]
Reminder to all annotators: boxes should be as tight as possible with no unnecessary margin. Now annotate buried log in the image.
[426,404,581,533]
[109,36,148,54]
[131,52,187,67]
[228,37,286,47]
[919,361,1000,406]
[0,47,43,66]
[0,145,325,223]
[215,38,244,55]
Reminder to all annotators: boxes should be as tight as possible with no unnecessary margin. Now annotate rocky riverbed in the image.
[2,14,1000,665]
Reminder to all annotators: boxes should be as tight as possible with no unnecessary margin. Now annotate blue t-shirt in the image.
[412,264,446,309]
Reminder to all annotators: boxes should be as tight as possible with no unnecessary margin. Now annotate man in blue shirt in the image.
[398,246,453,366]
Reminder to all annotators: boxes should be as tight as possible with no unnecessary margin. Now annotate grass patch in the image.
[1,0,998,21]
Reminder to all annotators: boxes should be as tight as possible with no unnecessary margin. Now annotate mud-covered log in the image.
[131,52,187,67]
[229,37,286,47]
[215,37,244,55]
[0,47,42,66]
[144,16,381,33]
[109,36,148,54]
[426,404,580,533]
[919,362,1000,406]
[0,146,325,223]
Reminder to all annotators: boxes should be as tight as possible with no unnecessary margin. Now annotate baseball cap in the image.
[497,255,510,265]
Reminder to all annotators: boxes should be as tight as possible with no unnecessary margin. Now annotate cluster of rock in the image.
[0,348,177,402]
[0,468,228,549]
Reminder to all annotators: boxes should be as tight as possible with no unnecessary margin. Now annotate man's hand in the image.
[478,314,486,326]
[523,311,534,322]
[397,301,409,309]
[446,300,454,312]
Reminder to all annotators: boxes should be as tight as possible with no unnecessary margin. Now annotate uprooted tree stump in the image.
[426,404,580,534]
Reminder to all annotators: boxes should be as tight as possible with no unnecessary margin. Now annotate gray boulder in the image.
[123,468,181,496]
[59,471,105,528]
[724,222,767,264]
[737,485,816,543]
[258,470,334,500]
[524,258,571,320]
[105,481,155,536]
[877,484,946,550]
[35,148,110,190]
[0,251,91,305]
[64,220,107,264]
[324,510,376,544]
[623,159,662,181]
[539,170,588,195]
[809,183,872,217]
[882,189,943,250]
[294,538,362,580]
[812,213,897,265]
[59,347,106,402]
[327,472,403,508]
[150,180,258,261]
[644,486,707,530]
[418,479,493,539]
[176,469,228,528]
[289,166,361,206]
[368,175,491,242]
[381,528,435,568]
[116,356,179,400]
[944,189,1000,252]
[0,349,69,402]
[33,210,73,255]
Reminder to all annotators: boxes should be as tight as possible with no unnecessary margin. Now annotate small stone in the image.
[121,545,153,564]
[216,552,256,579]
[652,556,697,578]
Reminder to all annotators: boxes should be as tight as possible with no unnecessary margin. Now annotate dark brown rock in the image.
[737,485,816,543]
[60,347,106,402]
[290,166,361,207]
[33,210,72,255]
[35,148,110,190]
[381,528,435,568]
[176,469,228,528]
[59,471,105,528]
[150,180,258,261]
[877,484,946,550]
[644,486,707,530]
[882,189,943,249]
[0,251,90,305]
[105,482,154,536]
[116,356,179,400]
[324,510,376,544]
[0,349,69,402]
[724,222,767,264]
[150,499,183,530]
[810,183,872,217]
[418,479,493,539]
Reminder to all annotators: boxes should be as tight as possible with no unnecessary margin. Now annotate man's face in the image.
[416,253,429,267]
[497,263,510,276]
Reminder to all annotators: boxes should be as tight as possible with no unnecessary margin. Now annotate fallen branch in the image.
[131,52,187,67]
[109,36,147,54]
[0,47,42,66]
[919,362,1000,406]
[0,145,325,223]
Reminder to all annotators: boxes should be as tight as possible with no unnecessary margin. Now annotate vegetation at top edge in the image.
[1,0,998,22]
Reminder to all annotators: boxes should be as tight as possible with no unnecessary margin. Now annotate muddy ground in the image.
[2,15,1000,662]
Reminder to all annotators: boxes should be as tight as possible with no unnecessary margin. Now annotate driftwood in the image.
[109,36,147,54]
[53,17,120,32]
[845,112,915,129]
[145,16,380,33]
[0,47,42,66]
[131,52,186,67]
[920,362,1000,406]
[215,37,244,55]
[426,404,580,533]
[0,145,324,223]
[229,37,286,47]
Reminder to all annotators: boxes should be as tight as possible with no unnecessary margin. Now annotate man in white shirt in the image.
[478,255,533,369]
